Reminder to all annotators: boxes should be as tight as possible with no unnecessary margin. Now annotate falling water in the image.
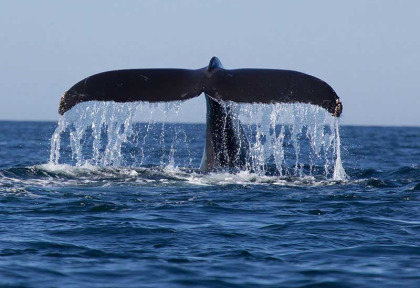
[236,103,347,179]
[49,100,347,180]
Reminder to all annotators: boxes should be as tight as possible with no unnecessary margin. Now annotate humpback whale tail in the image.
[59,57,342,117]
[58,57,343,170]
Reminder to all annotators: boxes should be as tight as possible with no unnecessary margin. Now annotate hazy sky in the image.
[1,0,419,126]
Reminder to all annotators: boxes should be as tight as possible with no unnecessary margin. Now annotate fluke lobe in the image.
[59,57,343,170]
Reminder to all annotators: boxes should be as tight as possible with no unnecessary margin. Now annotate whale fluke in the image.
[59,69,205,115]
[59,57,342,117]
[58,57,343,170]
[205,68,342,117]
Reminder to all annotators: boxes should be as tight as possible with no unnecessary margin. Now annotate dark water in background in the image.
[0,121,419,287]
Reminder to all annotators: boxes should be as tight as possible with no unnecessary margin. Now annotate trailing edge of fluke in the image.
[58,56,343,117]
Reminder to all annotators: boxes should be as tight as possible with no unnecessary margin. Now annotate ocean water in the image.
[0,105,419,287]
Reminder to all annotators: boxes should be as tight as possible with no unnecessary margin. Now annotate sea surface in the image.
[0,119,419,288]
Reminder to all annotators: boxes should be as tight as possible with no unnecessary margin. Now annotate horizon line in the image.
[0,119,419,129]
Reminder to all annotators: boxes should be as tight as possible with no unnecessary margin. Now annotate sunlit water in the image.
[0,103,419,288]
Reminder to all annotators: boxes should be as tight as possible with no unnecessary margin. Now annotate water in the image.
[0,104,419,287]
[49,102,346,179]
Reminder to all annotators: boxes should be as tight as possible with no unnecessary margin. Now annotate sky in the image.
[0,0,419,126]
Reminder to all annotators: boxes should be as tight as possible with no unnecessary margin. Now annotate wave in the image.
[0,163,350,190]
[1,163,418,194]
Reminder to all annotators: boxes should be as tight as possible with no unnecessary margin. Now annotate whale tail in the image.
[59,57,342,117]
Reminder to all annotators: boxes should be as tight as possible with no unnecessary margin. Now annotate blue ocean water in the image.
[0,117,419,287]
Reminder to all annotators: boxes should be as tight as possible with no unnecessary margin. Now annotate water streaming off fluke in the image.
[49,101,347,180]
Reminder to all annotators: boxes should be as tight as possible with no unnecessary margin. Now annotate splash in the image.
[229,103,347,179]
[333,118,347,180]
[50,102,138,166]
[49,101,186,167]
[49,101,347,180]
